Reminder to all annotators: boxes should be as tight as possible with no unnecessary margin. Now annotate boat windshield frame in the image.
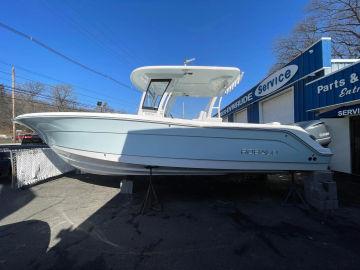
[142,79,171,111]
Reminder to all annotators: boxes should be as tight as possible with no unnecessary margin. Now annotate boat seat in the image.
[197,110,207,120]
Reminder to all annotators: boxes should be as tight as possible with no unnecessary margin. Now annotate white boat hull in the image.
[15,112,332,175]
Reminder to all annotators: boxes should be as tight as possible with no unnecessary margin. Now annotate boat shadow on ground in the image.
[74,173,289,202]
[0,180,50,270]
[41,174,360,269]
[1,173,360,270]
[0,220,51,269]
[0,177,35,221]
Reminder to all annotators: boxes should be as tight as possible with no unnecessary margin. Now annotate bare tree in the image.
[308,0,360,58]
[52,84,77,111]
[271,18,320,73]
[0,84,12,134]
[17,82,46,113]
[19,82,45,101]
[0,84,4,97]
[270,0,360,73]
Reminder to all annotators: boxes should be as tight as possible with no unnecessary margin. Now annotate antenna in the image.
[184,58,196,66]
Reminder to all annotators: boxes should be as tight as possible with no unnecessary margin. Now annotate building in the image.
[220,38,360,175]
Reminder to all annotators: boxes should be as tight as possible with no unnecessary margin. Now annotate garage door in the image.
[234,109,248,123]
[260,88,294,124]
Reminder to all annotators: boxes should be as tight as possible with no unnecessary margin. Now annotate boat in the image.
[14,65,332,175]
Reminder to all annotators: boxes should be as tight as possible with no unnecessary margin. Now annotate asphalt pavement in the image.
[0,173,360,270]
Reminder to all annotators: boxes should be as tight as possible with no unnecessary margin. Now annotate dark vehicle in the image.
[0,151,11,178]
[21,134,45,145]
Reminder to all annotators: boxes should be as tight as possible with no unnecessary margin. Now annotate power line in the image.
[1,84,126,114]
[2,90,90,111]
[3,84,94,109]
[40,0,139,68]
[0,21,132,89]
[0,92,85,111]
[2,84,94,109]
[0,74,95,108]
[0,97,88,112]
[0,69,135,107]
[0,59,138,101]
[62,0,148,66]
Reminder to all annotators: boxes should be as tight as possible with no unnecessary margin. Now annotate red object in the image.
[15,134,26,141]
[15,133,35,142]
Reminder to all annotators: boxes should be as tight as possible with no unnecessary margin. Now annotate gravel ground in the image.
[0,173,360,270]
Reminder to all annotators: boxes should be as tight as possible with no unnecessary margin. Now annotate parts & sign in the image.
[317,72,359,98]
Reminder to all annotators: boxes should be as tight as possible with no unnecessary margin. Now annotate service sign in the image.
[220,64,298,117]
[220,38,331,118]
[306,62,360,111]
[318,104,360,118]
[255,65,298,97]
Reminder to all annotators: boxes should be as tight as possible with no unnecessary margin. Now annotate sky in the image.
[0,0,309,118]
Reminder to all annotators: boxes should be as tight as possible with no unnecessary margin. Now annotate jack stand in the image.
[282,172,309,208]
[139,166,162,215]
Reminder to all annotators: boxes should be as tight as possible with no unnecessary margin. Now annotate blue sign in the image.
[318,104,360,118]
[221,38,332,117]
[255,65,298,97]
[220,65,298,117]
[305,61,360,111]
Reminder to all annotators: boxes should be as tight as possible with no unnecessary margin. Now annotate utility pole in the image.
[12,66,15,143]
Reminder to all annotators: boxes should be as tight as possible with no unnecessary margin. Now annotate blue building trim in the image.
[221,37,359,125]
[305,61,360,111]
[221,38,332,118]
[294,80,317,122]
[321,37,332,68]
[247,103,259,123]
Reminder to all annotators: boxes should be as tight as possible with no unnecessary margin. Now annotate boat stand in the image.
[282,172,309,208]
[139,166,162,215]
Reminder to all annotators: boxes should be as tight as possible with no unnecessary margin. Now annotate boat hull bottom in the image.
[53,145,329,176]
